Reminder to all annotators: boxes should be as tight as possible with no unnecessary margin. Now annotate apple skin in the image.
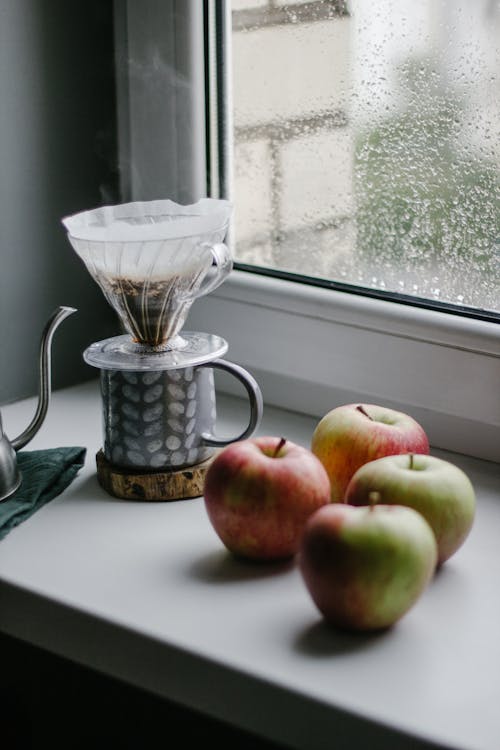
[298,503,438,631]
[311,403,430,503]
[344,453,476,566]
[203,436,331,562]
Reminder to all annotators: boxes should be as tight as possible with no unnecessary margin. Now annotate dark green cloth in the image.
[0,447,86,540]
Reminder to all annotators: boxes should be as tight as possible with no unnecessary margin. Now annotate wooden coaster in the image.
[95,449,217,501]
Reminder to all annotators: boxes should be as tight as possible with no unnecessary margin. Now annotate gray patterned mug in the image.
[99,359,263,471]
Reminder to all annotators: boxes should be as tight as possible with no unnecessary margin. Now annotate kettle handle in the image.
[11,306,77,451]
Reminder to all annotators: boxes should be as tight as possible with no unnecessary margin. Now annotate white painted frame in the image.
[188,271,500,463]
[114,1,500,464]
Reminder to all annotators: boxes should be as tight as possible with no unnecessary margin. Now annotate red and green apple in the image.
[203,436,331,561]
[298,501,438,631]
[311,403,429,503]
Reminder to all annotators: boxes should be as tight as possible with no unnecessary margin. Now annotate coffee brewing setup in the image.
[62,198,263,500]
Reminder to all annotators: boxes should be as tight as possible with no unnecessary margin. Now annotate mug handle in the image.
[195,243,233,298]
[200,359,263,447]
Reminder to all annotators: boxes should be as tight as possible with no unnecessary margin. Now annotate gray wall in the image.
[0,0,118,405]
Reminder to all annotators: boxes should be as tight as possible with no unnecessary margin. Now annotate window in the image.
[228,0,499,319]
[115,1,500,463]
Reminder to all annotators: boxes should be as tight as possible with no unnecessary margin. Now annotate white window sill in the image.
[187,270,500,463]
[0,381,499,750]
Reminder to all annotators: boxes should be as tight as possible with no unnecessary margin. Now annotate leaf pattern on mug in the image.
[101,367,213,470]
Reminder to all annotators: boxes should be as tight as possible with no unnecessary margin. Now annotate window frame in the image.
[198,0,500,463]
[115,0,500,463]
[188,268,500,463]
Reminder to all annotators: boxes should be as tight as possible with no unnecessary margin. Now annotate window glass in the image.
[231,0,499,314]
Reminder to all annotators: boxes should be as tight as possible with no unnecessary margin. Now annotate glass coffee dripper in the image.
[62,198,233,351]
[62,198,263,494]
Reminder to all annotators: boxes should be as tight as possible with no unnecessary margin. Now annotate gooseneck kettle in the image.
[0,306,76,501]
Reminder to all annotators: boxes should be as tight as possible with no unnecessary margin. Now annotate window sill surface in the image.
[0,381,499,750]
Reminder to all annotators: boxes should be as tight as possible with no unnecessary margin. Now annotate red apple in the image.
[298,502,438,631]
[345,453,476,566]
[203,436,331,561]
[311,403,429,503]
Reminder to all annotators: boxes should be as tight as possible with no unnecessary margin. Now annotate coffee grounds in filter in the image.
[98,272,202,347]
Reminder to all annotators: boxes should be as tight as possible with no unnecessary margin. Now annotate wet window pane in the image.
[231,0,500,313]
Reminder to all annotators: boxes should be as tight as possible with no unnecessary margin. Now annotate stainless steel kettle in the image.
[0,306,76,501]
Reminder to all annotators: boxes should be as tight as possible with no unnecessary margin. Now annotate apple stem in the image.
[368,491,381,510]
[273,437,287,458]
[409,453,414,469]
[356,405,373,421]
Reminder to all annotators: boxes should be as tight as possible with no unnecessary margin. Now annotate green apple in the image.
[344,453,476,565]
[311,403,429,503]
[298,502,438,631]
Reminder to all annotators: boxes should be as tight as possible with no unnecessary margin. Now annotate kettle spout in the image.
[11,306,77,451]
